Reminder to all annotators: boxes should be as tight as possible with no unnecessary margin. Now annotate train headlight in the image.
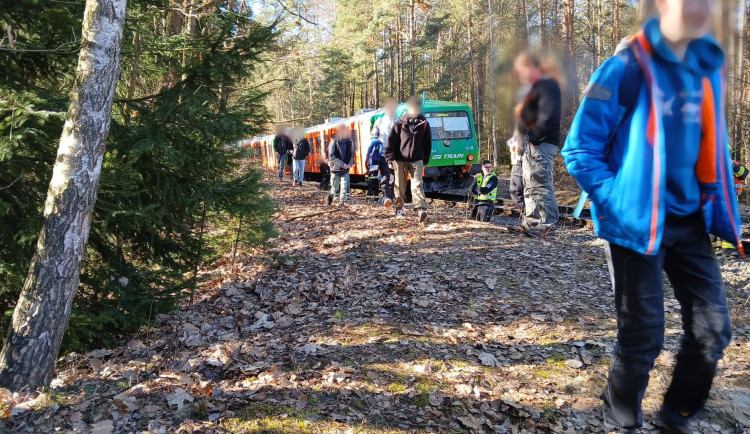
[467,154,475,162]
[443,139,452,147]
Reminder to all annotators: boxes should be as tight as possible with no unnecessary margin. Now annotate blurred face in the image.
[406,101,422,117]
[336,125,350,139]
[275,125,285,135]
[295,127,305,140]
[385,101,397,118]
[482,162,493,174]
[514,59,541,85]
[656,0,713,41]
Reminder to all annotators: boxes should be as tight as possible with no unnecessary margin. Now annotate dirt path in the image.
[2,177,749,433]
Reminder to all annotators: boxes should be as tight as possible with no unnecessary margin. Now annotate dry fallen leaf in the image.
[165,388,193,411]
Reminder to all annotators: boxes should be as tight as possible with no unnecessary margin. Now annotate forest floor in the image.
[1,173,750,434]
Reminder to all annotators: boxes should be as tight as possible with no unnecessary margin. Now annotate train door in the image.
[349,122,362,174]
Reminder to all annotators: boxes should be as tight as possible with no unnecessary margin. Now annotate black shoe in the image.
[656,407,692,434]
[418,210,427,223]
[326,195,333,206]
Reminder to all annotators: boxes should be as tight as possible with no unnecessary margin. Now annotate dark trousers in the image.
[509,164,524,213]
[470,200,494,222]
[366,171,379,198]
[603,213,731,429]
[379,164,394,201]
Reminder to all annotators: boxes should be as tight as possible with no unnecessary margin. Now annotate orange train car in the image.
[246,99,480,190]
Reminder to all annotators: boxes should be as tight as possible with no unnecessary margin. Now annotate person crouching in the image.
[470,160,498,223]
[326,123,355,206]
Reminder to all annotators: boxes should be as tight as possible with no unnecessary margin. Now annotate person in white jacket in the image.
[370,97,398,208]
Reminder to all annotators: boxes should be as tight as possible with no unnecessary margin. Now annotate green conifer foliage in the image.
[1,0,277,351]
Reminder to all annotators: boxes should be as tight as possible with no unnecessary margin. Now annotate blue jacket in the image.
[365,139,383,171]
[562,22,743,255]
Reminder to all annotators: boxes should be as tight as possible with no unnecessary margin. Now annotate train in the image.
[242,99,481,191]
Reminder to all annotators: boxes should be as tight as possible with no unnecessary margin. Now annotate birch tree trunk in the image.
[0,0,126,391]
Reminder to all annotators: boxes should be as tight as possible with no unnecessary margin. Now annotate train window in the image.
[350,128,358,150]
[425,111,473,140]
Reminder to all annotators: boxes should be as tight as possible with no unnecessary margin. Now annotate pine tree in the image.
[1,0,277,357]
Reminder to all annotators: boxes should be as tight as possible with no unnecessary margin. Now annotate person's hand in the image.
[388,161,394,169]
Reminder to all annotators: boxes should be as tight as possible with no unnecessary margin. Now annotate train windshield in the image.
[424,111,472,140]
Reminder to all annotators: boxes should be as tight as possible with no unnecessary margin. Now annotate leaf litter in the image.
[0,174,749,433]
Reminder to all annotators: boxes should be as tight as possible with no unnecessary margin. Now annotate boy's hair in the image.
[384,96,398,105]
[482,160,492,166]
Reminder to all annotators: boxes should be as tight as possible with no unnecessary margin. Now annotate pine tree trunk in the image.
[537,0,545,50]
[0,0,126,391]
[467,1,477,139]
[409,0,416,96]
[373,53,380,108]
[612,0,621,47]
[562,0,578,118]
[397,15,403,101]
[596,0,603,63]
[488,0,498,166]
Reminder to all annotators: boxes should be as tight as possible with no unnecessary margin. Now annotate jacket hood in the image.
[644,18,724,74]
[397,114,427,124]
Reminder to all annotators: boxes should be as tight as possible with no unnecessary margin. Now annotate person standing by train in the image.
[563,1,739,432]
[292,127,311,187]
[326,123,355,206]
[514,53,562,232]
[273,125,292,181]
[386,96,432,222]
[371,97,398,208]
[469,160,499,222]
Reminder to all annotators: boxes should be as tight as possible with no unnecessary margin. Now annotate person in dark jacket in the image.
[326,123,355,206]
[469,160,499,223]
[291,127,310,187]
[514,53,562,231]
[273,125,293,181]
[385,96,432,222]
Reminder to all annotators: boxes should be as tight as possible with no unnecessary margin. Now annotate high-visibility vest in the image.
[476,173,498,201]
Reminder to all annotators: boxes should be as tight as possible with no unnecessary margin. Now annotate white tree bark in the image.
[0,0,127,391]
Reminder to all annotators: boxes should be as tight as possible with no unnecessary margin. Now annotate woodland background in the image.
[255,0,750,168]
[0,0,748,354]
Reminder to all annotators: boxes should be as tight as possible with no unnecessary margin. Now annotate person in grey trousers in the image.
[514,53,561,231]
[326,123,355,206]
[273,124,292,181]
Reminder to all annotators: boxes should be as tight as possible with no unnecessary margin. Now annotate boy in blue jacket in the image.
[562,1,742,432]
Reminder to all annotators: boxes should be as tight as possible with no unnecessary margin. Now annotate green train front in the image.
[368,99,480,191]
